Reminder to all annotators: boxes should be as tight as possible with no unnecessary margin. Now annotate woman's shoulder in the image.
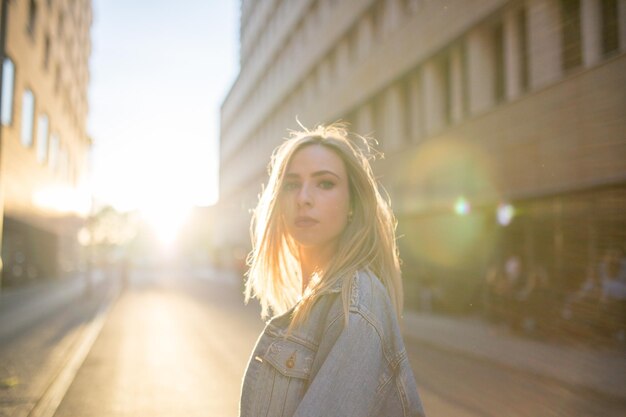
[352,269,392,306]
[343,269,398,332]
[318,268,397,328]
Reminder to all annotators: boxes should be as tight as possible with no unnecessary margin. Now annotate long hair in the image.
[244,123,403,328]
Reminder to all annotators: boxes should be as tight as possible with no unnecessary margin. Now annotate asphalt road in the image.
[54,270,262,417]
[2,269,624,416]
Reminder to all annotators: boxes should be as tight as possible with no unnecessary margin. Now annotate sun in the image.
[91,136,217,251]
[140,200,192,247]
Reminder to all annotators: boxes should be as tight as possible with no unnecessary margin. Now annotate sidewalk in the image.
[402,311,626,399]
[0,270,109,341]
[0,270,119,417]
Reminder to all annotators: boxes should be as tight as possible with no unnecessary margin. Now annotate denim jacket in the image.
[239,269,426,417]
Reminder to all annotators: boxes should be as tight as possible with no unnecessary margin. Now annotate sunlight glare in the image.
[140,201,192,247]
[454,196,471,216]
[32,184,92,215]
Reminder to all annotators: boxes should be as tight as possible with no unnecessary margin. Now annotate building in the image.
[219,0,626,309]
[0,0,92,288]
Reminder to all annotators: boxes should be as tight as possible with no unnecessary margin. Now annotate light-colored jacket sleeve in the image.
[293,310,388,417]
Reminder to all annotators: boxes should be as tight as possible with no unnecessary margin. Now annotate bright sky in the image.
[88,0,239,213]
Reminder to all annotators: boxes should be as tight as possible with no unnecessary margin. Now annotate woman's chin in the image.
[293,238,322,249]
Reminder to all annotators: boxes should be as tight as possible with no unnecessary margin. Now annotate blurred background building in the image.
[0,0,92,288]
[219,0,625,314]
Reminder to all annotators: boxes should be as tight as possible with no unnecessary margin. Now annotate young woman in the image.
[239,123,426,417]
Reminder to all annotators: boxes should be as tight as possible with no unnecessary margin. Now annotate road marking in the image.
[27,290,117,417]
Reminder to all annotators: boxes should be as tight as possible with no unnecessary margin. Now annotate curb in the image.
[26,282,120,417]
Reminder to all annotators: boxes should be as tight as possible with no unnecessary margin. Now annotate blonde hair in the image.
[244,123,403,328]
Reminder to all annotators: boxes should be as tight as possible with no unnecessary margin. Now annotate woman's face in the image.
[280,144,351,252]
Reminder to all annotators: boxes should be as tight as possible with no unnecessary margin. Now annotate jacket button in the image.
[286,358,295,368]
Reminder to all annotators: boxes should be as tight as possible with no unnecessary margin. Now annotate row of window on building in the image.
[223,0,624,200]
[337,0,623,148]
[27,0,90,41]
[26,0,90,136]
[559,0,620,69]
[1,57,76,183]
[242,0,621,133]
[343,0,620,136]
[229,0,452,133]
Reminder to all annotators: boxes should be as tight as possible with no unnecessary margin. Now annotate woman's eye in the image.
[319,180,335,189]
[282,182,300,191]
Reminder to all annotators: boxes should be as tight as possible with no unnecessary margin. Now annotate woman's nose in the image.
[296,183,313,207]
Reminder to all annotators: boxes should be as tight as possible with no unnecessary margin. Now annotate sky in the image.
[88,0,239,212]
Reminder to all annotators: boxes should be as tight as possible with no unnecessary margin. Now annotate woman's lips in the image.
[295,217,318,227]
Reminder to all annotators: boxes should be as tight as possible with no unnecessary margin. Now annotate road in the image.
[52,270,262,417]
[1,269,624,416]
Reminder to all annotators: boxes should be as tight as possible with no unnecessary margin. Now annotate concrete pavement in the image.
[0,270,109,341]
[402,311,626,400]
[0,271,119,417]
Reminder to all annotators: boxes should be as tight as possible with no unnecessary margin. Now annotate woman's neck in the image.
[299,243,337,294]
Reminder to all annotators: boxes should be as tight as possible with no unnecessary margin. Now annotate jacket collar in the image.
[322,269,366,294]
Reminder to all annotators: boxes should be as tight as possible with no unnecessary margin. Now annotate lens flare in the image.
[394,138,500,268]
[497,203,515,226]
[454,196,471,216]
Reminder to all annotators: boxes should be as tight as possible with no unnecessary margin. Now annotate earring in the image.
[347,210,354,222]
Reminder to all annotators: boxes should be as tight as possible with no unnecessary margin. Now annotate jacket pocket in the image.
[257,338,315,417]
[262,338,315,379]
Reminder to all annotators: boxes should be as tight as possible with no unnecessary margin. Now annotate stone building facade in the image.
[219,0,626,309]
[0,0,92,287]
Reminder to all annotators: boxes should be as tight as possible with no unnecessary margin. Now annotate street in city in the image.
[1,269,625,417]
[2,1,625,416]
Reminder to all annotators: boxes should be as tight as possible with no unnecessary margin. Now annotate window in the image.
[372,1,385,40]
[493,22,505,103]
[43,34,51,69]
[601,0,619,56]
[461,43,470,116]
[49,133,59,169]
[1,57,15,125]
[36,114,49,163]
[21,90,35,147]
[58,11,64,38]
[55,64,61,94]
[442,53,452,124]
[518,8,529,91]
[27,0,38,36]
[561,0,582,71]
